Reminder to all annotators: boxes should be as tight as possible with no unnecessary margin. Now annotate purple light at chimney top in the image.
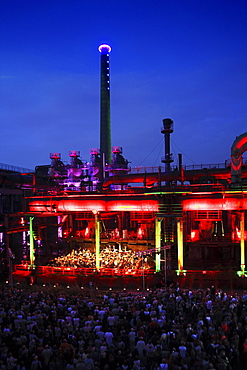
[98,44,112,53]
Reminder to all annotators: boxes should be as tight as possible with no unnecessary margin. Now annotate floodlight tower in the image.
[98,44,112,169]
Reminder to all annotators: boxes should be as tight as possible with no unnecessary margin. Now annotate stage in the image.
[12,264,162,290]
[11,263,247,292]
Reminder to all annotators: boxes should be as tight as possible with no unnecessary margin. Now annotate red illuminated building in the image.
[1,45,247,289]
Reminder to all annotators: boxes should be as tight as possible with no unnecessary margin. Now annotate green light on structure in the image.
[155,218,162,272]
[237,270,247,278]
[176,269,187,276]
[29,217,35,267]
[94,213,101,270]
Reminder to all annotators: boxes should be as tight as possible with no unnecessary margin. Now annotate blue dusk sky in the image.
[1,0,247,170]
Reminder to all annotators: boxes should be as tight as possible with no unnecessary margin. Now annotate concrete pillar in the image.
[155,218,162,272]
[177,218,184,273]
[29,217,35,266]
[95,213,101,270]
[240,211,245,275]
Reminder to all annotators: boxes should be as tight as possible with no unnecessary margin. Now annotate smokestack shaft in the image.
[99,44,112,165]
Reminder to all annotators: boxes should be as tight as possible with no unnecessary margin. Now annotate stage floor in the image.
[11,264,247,291]
[12,264,162,290]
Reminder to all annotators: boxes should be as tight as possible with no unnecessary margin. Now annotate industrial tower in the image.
[98,44,112,170]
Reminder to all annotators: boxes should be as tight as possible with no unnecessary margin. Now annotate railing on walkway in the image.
[130,163,229,175]
[13,264,156,277]
[0,162,34,174]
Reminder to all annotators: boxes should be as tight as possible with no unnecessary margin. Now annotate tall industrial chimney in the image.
[161,118,174,173]
[98,44,112,168]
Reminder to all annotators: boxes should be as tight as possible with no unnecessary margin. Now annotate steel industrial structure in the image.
[1,45,247,287]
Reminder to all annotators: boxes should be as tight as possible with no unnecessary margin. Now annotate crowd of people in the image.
[48,246,155,271]
[0,282,247,369]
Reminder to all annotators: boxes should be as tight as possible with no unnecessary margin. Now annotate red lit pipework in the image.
[182,196,247,211]
[28,197,159,214]
[231,132,247,182]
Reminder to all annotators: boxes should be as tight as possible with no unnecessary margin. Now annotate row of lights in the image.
[6,281,150,291]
